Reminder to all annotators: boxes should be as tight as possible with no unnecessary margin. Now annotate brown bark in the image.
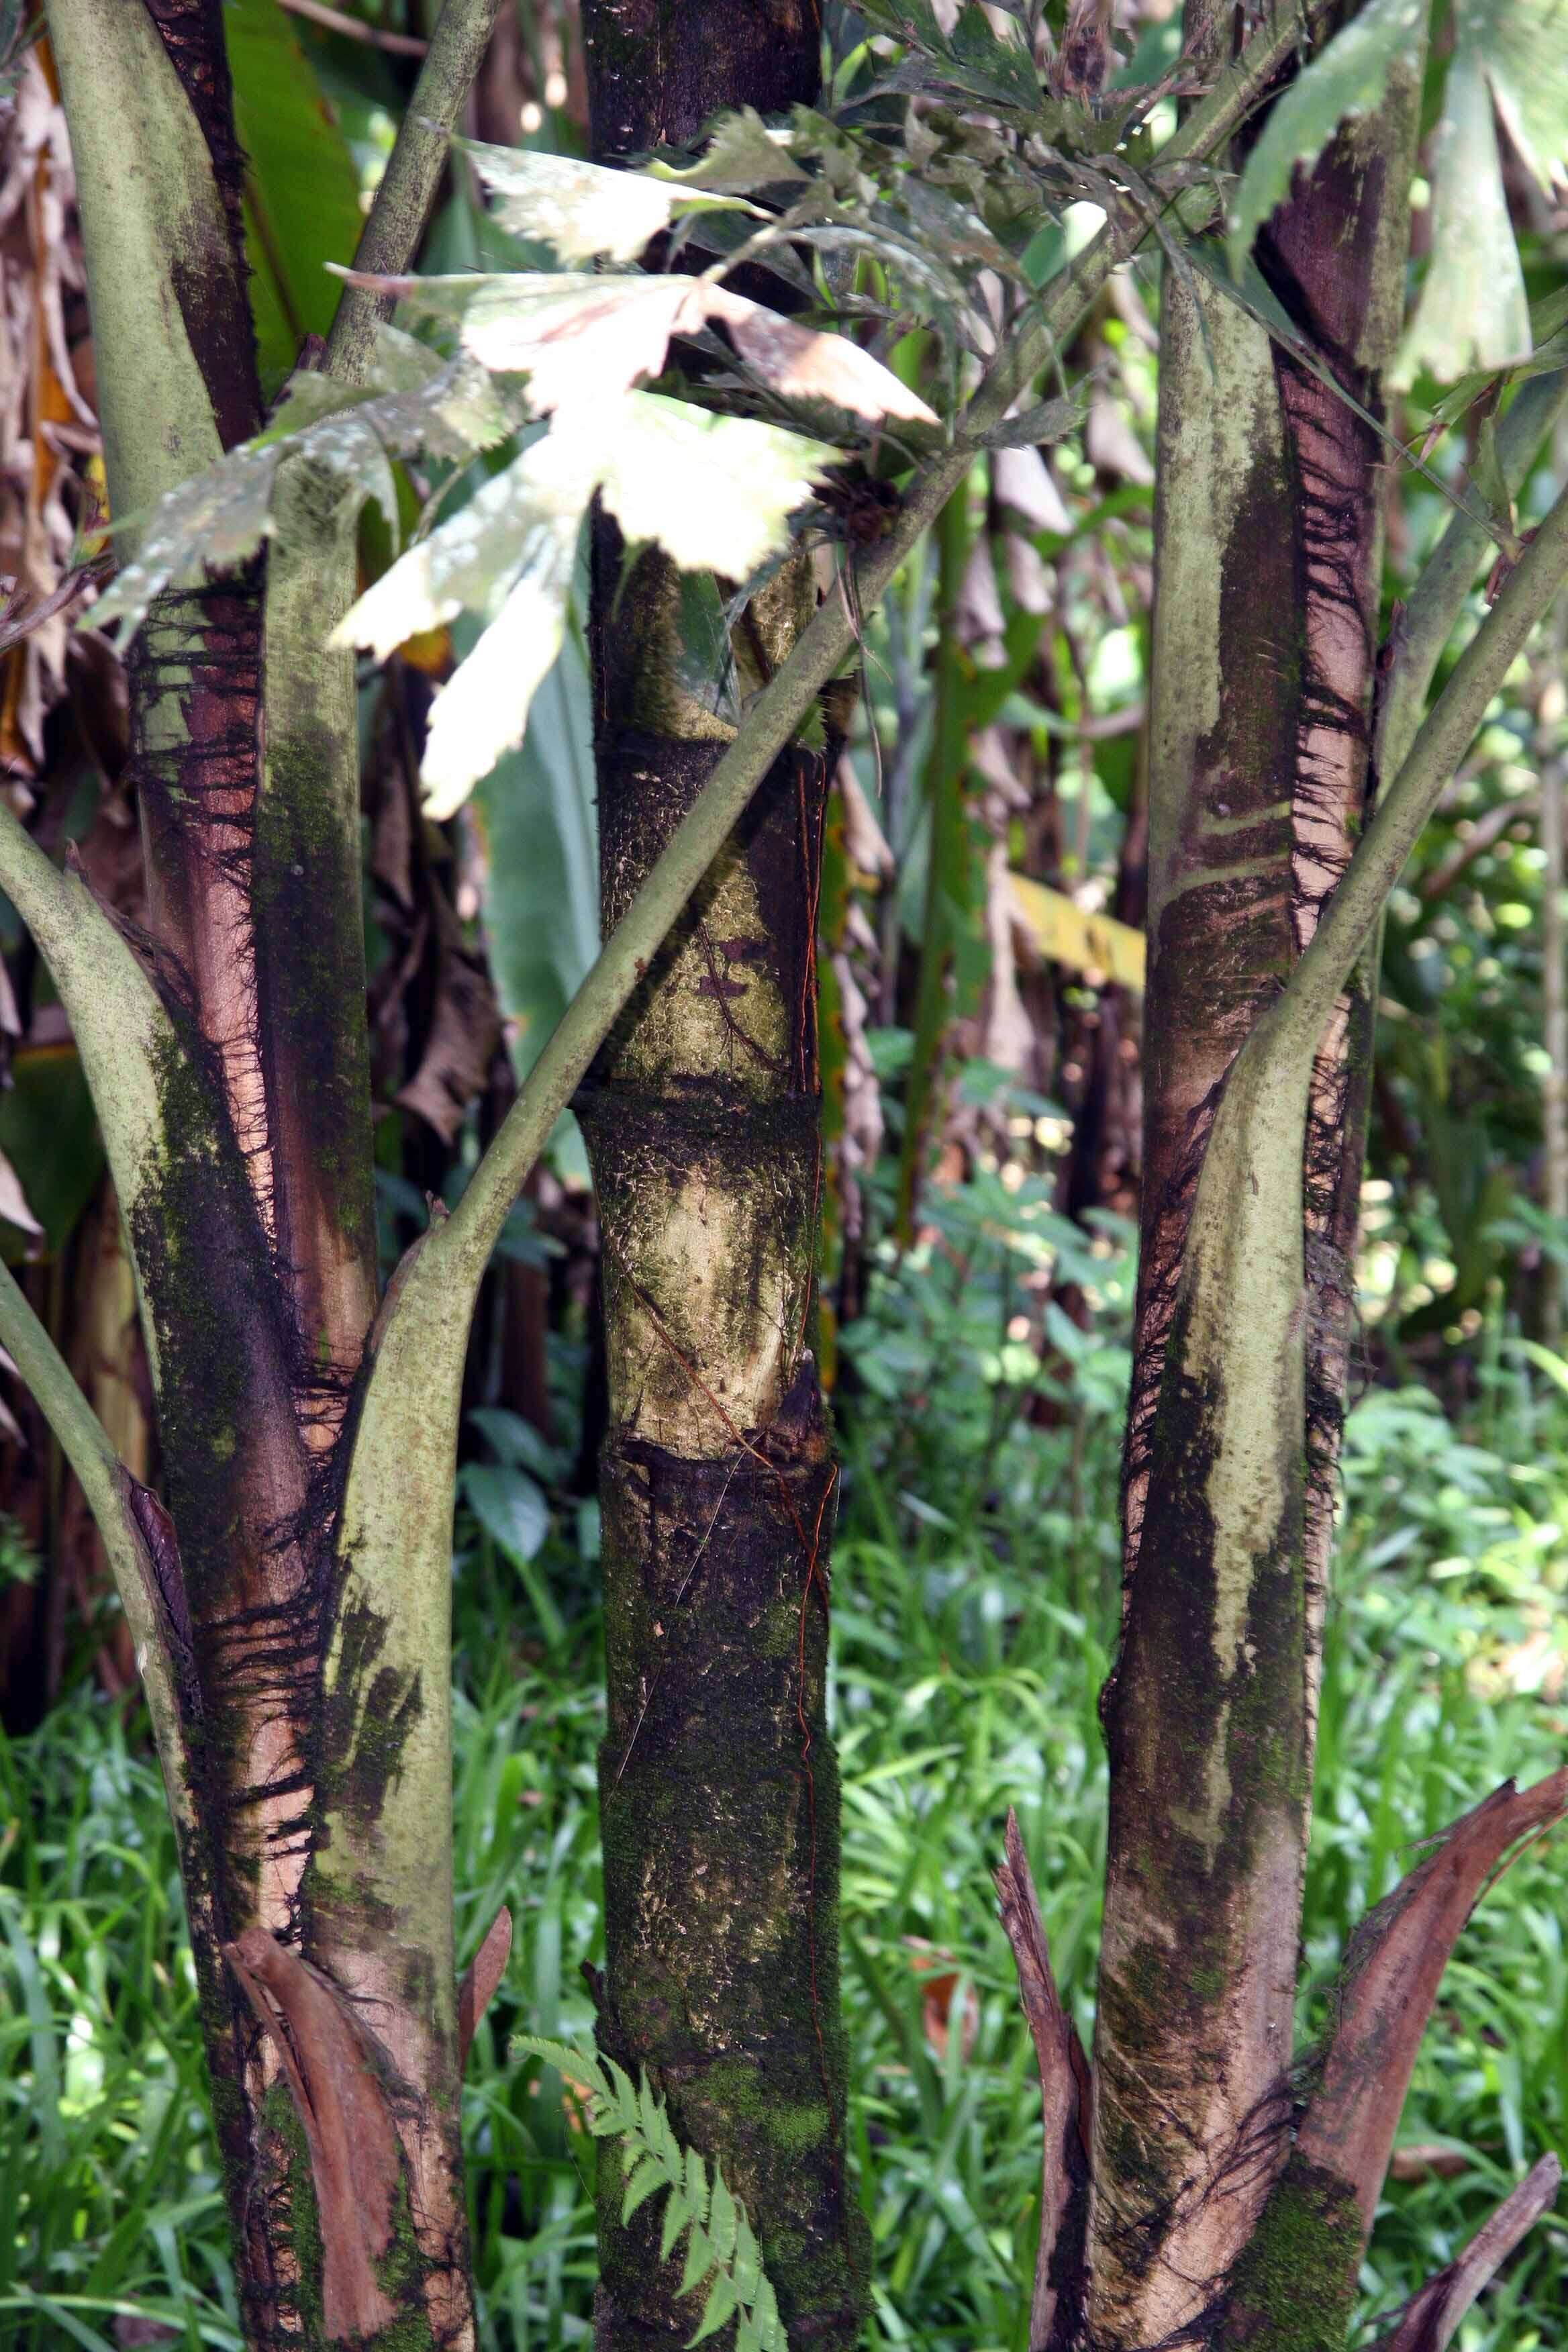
[1090,9,1422,2340]
[50,5,426,2341]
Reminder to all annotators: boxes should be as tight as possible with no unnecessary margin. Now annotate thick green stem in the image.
[1375,371,1568,781]
[1285,477,1568,1044]
[324,0,505,384]
[894,480,976,1244]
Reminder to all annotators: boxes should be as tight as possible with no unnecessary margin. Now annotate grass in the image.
[2,1327,1567,2349]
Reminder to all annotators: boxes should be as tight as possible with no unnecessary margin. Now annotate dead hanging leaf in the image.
[393,884,502,1144]
[223,1928,403,2345]
[1052,0,1116,101]
[1296,1767,1568,2237]
[1370,2153,1562,2351]
[457,1906,511,2070]
[995,1809,1091,2352]
[0,1145,41,1236]
[1085,393,1153,487]
[1387,2143,1474,2183]
[1,50,101,777]
[904,1945,981,2063]
[342,265,940,429]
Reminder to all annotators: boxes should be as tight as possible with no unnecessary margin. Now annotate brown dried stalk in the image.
[995,1809,1091,2352]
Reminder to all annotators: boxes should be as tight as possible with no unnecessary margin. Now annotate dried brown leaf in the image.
[457,1906,512,2070]
[1371,2153,1562,2351]
[393,888,502,1144]
[995,1809,1090,2351]
[224,1929,403,2343]
[1297,1767,1568,2235]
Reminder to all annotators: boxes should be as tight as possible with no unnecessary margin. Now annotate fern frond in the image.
[509,2034,787,2351]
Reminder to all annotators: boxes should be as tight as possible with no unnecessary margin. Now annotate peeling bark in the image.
[1217,1769,1568,2348]
[1368,2153,1563,2352]
[225,1929,405,2346]
[43,3,465,2341]
[1091,7,1424,2341]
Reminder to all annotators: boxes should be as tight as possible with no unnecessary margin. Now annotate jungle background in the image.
[1,1,1567,2345]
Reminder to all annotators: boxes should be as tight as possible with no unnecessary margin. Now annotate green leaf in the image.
[649,107,810,192]
[1227,0,1428,275]
[659,2174,693,2264]
[750,2274,785,2352]
[471,617,599,1101]
[461,1462,551,1567]
[729,2222,762,2308]
[1461,0,1568,192]
[622,2150,666,2224]
[603,2055,641,2130]
[687,2269,739,2348]
[705,2169,739,2267]
[679,2220,716,2298]
[511,2035,601,2086]
[225,0,363,393]
[1431,285,1568,425]
[1393,44,1531,387]
[0,1048,105,1262]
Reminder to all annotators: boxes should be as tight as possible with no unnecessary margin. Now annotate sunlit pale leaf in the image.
[91,444,281,639]
[91,338,511,642]
[599,394,838,578]
[341,393,834,813]
[360,268,939,425]
[648,107,810,192]
[430,581,573,812]
[332,428,591,658]
[1393,46,1530,387]
[458,138,762,264]
[418,517,583,820]
[1460,0,1568,191]
[1227,0,1427,275]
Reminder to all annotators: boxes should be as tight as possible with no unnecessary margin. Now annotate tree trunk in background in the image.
[1089,9,1423,2339]
[577,7,869,2347]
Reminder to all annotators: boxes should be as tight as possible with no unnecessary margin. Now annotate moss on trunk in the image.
[575,11,868,2343]
[1090,9,1424,2340]
[579,729,867,2348]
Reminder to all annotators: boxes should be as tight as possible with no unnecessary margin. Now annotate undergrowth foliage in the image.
[5,1343,1568,2350]
[513,2039,786,2352]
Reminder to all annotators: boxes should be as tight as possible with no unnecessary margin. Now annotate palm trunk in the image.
[31,3,497,2340]
[577,7,869,2346]
[1089,15,1424,2340]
